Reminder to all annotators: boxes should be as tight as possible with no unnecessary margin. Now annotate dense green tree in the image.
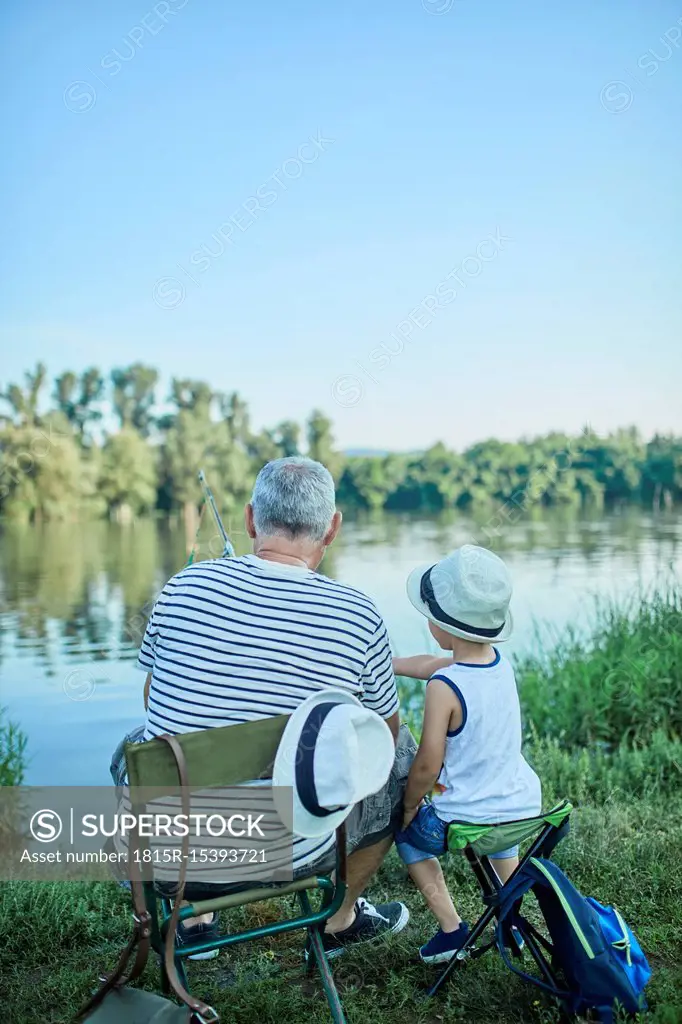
[1,363,47,427]
[642,435,682,509]
[220,391,250,442]
[307,409,343,480]
[248,429,282,467]
[111,364,158,436]
[0,362,680,521]
[158,383,254,539]
[0,414,100,522]
[158,380,221,529]
[0,367,99,522]
[339,454,407,509]
[272,420,301,458]
[573,428,643,504]
[53,367,105,441]
[99,429,157,520]
[380,444,463,510]
[218,391,256,512]
[171,379,213,413]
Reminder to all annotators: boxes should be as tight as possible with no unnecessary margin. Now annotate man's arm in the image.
[384,711,400,743]
[393,654,454,680]
[359,618,401,743]
[137,582,172,710]
[402,679,461,826]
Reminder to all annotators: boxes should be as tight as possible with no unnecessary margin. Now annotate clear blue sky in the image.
[1,0,680,450]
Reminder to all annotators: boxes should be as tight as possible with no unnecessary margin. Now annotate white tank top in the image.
[429,650,541,823]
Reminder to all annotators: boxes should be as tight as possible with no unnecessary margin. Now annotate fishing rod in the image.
[121,473,235,766]
[197,469,235,558]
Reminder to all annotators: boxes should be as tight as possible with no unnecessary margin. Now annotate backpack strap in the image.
[495,918,572,998]
[160,733,219,1021]
[75,845,154,1019]
[76,733,219,1023]
[494,861,573,1000]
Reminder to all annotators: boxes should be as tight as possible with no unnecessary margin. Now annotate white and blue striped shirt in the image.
[138,554,399,870]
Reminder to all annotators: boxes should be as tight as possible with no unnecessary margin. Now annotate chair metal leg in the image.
[157,897,171,996]
[143,884,170,993]
[144,883,164,953]
[304,890,321,977]
[306,926,347,1024]
[299,891,346,1024]
[319,884,335,912]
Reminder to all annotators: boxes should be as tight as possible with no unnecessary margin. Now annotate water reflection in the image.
[0,509,679,784]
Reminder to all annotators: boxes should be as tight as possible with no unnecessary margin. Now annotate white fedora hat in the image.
[406,544,513,643]
[272,689,395,839]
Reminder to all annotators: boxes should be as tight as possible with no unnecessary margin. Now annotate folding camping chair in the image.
[426,800,573,999]
[124,715,349,1024]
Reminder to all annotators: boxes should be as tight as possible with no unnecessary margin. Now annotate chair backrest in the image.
[125,715,290,790]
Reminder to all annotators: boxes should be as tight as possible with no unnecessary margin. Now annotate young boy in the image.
[393,544,541,964]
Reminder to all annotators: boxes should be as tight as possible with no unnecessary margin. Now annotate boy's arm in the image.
[403,679,461,826]
[393,654,454,680]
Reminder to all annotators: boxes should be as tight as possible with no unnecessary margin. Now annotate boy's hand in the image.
[402,802,421,830]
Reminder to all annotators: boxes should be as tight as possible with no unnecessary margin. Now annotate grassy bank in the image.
[2,591,682,1023]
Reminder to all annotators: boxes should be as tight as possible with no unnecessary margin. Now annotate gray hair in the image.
[251,457,336,541]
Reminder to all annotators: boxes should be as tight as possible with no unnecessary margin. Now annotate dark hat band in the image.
[295,702,346,819]
[420,566,505,639]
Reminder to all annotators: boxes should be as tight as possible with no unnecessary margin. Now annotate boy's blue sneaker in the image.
[419,922,470,964]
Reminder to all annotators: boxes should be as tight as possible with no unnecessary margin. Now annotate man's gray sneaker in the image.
[305,897,410,960]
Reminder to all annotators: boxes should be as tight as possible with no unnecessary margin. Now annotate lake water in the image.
[1,509,680,785]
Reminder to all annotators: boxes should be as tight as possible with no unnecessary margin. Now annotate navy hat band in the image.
[420,566,505,639]
[295,702,346,819]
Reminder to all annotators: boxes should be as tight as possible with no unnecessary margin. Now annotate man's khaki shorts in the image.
[293,722,418,877]
[345,723,417,852]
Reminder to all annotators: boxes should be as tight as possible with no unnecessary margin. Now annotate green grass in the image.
[2,795,681,1024]
[0,708,27,787]
[2,591,682,1023]
[516,587,682,748]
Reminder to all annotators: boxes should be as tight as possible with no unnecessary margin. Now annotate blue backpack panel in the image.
[497,856,651,1023]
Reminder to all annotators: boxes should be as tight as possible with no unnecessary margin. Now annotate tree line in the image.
[0,363,680,523]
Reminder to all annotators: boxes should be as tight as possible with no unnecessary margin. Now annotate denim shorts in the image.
[395,802,518,865]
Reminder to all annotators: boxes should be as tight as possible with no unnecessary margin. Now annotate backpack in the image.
[496,856,651,1022]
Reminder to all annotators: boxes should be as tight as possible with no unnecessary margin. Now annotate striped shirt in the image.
[138,554,399,871]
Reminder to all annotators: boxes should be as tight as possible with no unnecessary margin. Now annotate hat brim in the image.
[406,562,513,643]
[272,689,393,839]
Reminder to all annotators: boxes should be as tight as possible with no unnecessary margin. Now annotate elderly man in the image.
[138,456,415,958]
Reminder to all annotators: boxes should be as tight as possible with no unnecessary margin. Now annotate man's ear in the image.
[244,503,256,539]
[323,510,342,547]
